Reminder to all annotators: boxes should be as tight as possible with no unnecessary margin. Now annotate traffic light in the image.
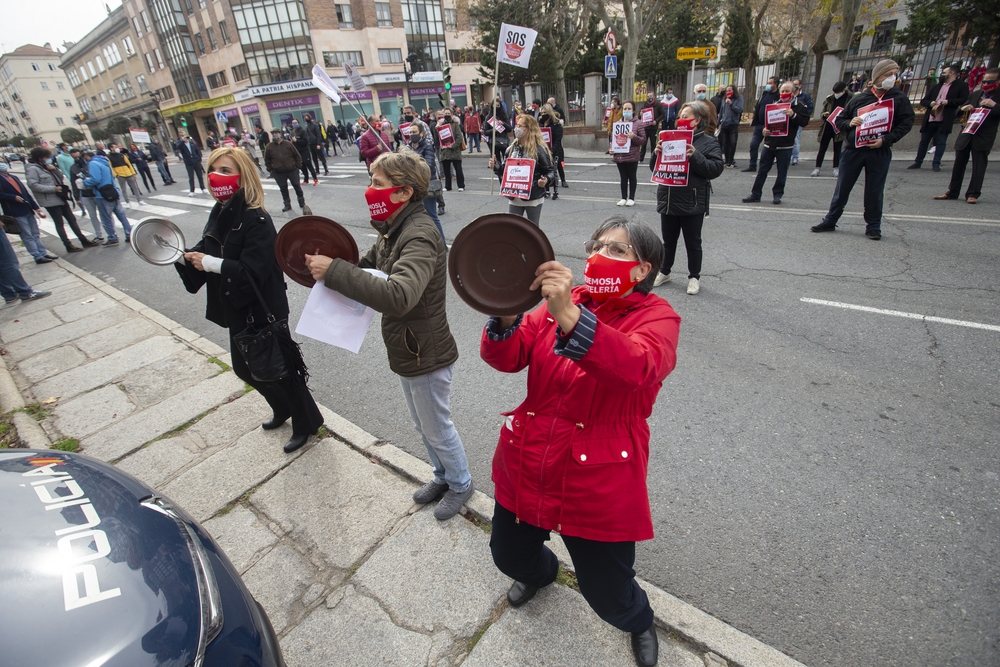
[440,62,452,108]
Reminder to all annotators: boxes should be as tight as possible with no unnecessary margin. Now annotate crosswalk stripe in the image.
[152,194,218,207]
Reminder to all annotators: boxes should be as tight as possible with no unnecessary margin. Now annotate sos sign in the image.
[498,23,538,69]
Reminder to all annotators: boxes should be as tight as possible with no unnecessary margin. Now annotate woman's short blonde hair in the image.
[206,146,266,210]
[371,149,429,202]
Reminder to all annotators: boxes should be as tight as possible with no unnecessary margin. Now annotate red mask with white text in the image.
[676,118,699,131]
[207,171,240,202]
[779,92,793,102]
[365,185,407,221]
[584,252,640,302]
[982,80,998,92]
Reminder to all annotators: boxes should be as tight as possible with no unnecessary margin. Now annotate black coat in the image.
[752,90,781,126]
[493,141,557,202]
[920,79,970,134]
[69,159,94,199]
[649,129,725,216]
[175,190,288,330]
[763,100,811,149]
[836,87,915,150]
[291,127,310,154]
[954,89,999,153]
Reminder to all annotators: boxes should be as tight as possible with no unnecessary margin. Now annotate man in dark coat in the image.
[264,129,309,214]
[744,77,780,172]
[304,113,328,176]
[173,130,205,194]
[908,65,970,171]
[290,119,317,185]
[638,92,664,162]
[934,67,999,204]
[742,81,811,205]
[811,59,915,240]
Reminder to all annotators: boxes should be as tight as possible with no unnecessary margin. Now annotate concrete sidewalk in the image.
[0,245,805,667]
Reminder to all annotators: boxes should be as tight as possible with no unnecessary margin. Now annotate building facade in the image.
[0,44,86,147]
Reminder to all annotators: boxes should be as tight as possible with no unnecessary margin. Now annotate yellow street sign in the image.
[676,46,717,61]
[634,81,648,99]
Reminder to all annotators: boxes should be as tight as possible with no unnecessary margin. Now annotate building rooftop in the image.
[2,44,61,59]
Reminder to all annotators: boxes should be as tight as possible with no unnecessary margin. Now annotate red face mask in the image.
[365,185,407,221]
[584,252,640,302]
[983,80,999,92]
[726,91,733,98]
[779,92,793,102]
[207,171,240,202]
[676,118,699,131]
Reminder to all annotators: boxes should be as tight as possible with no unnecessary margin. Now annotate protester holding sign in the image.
[812,82,853,177]
[812,59,915,239]
[435,109,466,192]
[489,114,555,225]
[742,81,810,205]
[638,92,664,161]
[538,104,566,198]
[612,101,646,207]
[718,85,744,168]
[604,96,624,136]
[935,67,999,204]
[649,101,724,296]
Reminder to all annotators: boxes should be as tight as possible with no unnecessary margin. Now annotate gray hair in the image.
[591,216,663,295]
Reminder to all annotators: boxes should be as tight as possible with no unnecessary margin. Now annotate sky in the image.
[0,0,123,57]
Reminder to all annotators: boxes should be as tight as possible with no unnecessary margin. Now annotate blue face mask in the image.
[696,93,707,100]
[623,110,633,120]
[765,85,773,92]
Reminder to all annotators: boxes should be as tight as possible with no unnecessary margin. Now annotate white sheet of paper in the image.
[294,269,387,353]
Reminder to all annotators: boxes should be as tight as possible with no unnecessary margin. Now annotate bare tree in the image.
[537,0,592,107]
[586,0,670,102]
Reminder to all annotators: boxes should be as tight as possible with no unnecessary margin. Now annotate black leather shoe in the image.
[906,163,921,169]
[631,626,659,667]
[811,222,837,233]
[507,581,539,608]
[283,433,310,453]
[741,166,756,172]
[262,415,290,430]
[772,197,782,205]
[741,196,761,203]
[281,204,292,212]
[866,229,882,240]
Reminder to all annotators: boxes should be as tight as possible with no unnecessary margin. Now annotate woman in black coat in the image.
[649,101,725,296]
[538,103,567,194]
[128,144,157,193]
[175,146,323,452]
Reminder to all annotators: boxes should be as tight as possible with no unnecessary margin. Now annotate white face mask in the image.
[513,126,525,139]
[834,92,844,99]
[880,74,896,90]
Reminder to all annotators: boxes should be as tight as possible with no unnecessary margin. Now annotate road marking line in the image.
[801,298,1000,332]
[152,194,217,207]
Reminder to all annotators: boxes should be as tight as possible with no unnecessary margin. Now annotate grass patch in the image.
[51,438,81,452]
[316,425,331,439]
[0,413,16,449]
[243,384,254,395]
[468,625,489,652]
[208,356,231,372]
[555,565,580,591]
[465,511,493,534]
[22,403,53,421]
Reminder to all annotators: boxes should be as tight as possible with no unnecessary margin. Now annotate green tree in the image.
[22,136,41,148]
[8,134,27,148]
[90,127,112,142]
[637,2,722,90]
[469,0,557,89]
[586,0,672,103]
[141,119,159,134]
[60,127,86,144]
[566,15,611,80]
[106,116,132,140]
[896,0,1000,65]
[721,1,752,68]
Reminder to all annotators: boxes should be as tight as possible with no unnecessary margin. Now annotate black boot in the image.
[283,433,310,453]
[281,202,292,212]
[811,221,837,233]
[262,414,290,430]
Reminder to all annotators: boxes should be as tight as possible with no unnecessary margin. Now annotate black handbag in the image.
[232,274,307,384]
[2,215,20,235]
[98,183,119,202]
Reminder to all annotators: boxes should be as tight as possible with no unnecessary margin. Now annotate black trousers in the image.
[45,203,89,248]
[947,144,989,200]
[299,150,317,181]
[185,163,205,192]
[442,159,465,190]
[747,125,764,168]
[660,212,704,279]
[273,170,305,207]
[719,126,739,165]
[914,125,950,168]
[136,164,157,191]
[638,129,658,162]
[816,128,842,168]
[551,141,566,184]
[490,501,654,634]
[310,145,327,174]
[751,146,792,199]
[822,146,892,231]
[229,331,323,436]
[616,161,638,200]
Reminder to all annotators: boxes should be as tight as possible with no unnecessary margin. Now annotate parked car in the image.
[0,449,285,667]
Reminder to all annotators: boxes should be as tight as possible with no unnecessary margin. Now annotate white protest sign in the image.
[312,64,342,103]
[129,128,151,143]
[497,23,538,69]
[611,120,632,153]
[344,61,366,92]
[294,270,387,353]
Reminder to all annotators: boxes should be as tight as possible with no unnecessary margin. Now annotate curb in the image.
[1,254,806,667]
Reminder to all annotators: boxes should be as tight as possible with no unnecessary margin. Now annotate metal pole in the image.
[490,57,500,196]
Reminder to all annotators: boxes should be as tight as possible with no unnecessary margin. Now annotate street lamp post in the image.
[148,90,167,142]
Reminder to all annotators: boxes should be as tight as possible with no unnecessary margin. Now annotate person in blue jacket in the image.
[83,153,132,245]
[0,162,55,263]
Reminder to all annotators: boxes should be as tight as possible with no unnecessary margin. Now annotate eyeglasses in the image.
[584,239,637,260]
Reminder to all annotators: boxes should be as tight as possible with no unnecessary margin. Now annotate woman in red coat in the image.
[480,216,681,667]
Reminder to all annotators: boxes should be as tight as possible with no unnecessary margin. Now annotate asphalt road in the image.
[34,148,999,667]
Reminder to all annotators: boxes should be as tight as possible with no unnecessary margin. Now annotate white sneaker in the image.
[653,272,670,287]
[188,191,197,197]
[138,200,146,206]
[123,202,131,208]
[616,199,627,206]
[687,277,700,295]
[458,188,464,192]
[201,189,208,194]
[833,168,839,177]
[625,199,635,207]
[810,168,821,177]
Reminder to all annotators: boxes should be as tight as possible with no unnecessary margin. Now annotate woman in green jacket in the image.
[304,149,473,520]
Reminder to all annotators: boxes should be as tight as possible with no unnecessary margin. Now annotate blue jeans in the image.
[80,196,102,238]
[751,146,792,199]
[791,126,803,162]
[914,126,950,168]
[398,363,472,492]
[747,125,764,168]
[97,198,133,242]
[15,214,50,261]
[0,231,34,299]
[468,133,481,152]
[422,196,445,241]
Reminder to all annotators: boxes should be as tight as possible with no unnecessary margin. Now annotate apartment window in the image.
[123,36,135,56]
[871,20,897,52]
[136,74,148,93]
[219,20,231,45]
[96,55,106,73]
[207,27,217,50]
[67,70,81,87]
[145,53,155,72]
[232,0,314,84]
[141,10,151,31]
[114,75,135,100]
[41,81,50,90]
[154,49,164,69]
[103,43,122,66]
[108,87,117,103]
[56,117,65,126]
[156,85,174,101]
[323,51,364,68]
[133,16,142,37]
[335,4,353,28]
[78,96,91,113]
[376,2,392,26]
[99,92,108,105]
[468,15,478,30]
[182,0,193,13]
[199,0,207,6]
[32,62,41,71]
[57,81,65,89]
[449,48,481,63]
[401,0,447,71]
[195,33,206,54]
[0,64,11,82]
[49,63,58,71]
[231,63,249,81]
[444,8,457,31]
[378,48,403,64]
[64,99,73,106]
[87,61,97,77]
[207,70,228,88]
[79,66,88,82]
[49,100,57,108]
